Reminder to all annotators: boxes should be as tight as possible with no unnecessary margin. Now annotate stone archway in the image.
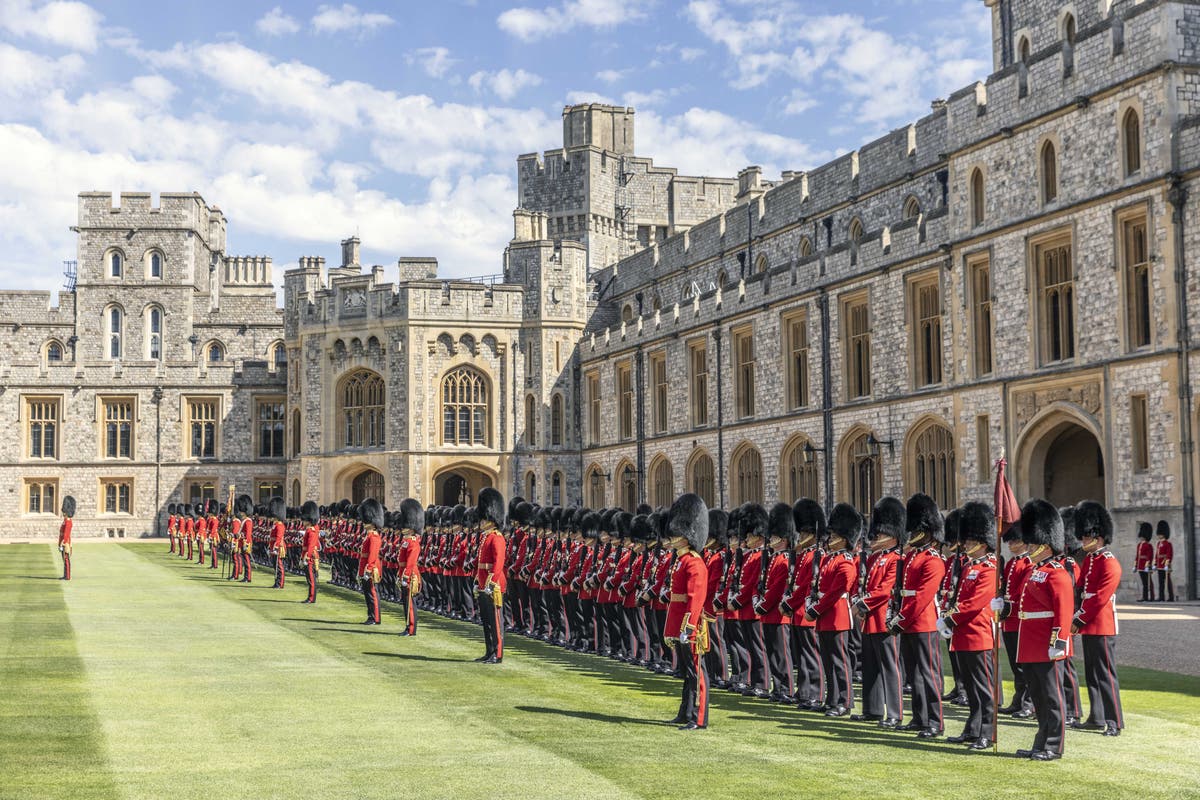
[1017,410,1106,507]
[433,464,495,507]
[351,468,384,505]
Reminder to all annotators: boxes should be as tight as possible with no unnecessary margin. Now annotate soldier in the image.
[183,503,194,561]
[755,502,796,702]
[784,499,826,711]
[1072,500,1123,736]
[1014,499,1074,761]
[194,503,207,565]
[729,503,770,698]
[701,508,730,688]
[805,503,862,717]
[207,500,221,570]
[852,496,905,727]
[994,524,1034,717]
[397,498,424,636]
[300,501,321,604]
[357,498,384,625]
[1155,521,1175,602]
[474,487,507,664]
[167,502,177,554]
[268,497,287,589]
[897,493,947,738]
[1134,523,1155,601]
[239,496,255,583]
[663,493,711,730]
[938,502,998,751]
[58,495,75,580]
[576,511,602,652]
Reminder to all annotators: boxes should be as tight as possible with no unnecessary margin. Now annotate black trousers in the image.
[901,631,944,731]
[790,625,823,703]
[623,606,647,660]
[1139,571,1155,601]
[818,629,853,709]
[674,641,709,727]
[948,650,964,693]
[604,603,624,655]
[548,590,565,640]
[274,555,285,588]
[861,631,903,721]
[1082,635,1123,728]
[362,578,380,624]
[578,598,595,649]
[305,560,318,603]
[1001,630,1033,711]
[653,608,669,663]
[764,623,794,697]
[1158,570,1175,601]
[1024,660,1066,755]
[478,591,503,659]
[740,619,769,690]
[724,617,749,684]
[400,585,418,635]
[1063,651,1082,719]
[957,649,996,739]
[703,617,727,682]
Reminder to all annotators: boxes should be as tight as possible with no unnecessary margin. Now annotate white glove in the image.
[989,596,1005,612]
[1048,643,1067,660]
[678,629,690,646]
[936,617,953,640]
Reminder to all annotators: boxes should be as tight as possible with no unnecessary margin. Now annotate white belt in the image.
[1019,611,1054,620]
[900,589,917,597]
[1082,592,1096,599]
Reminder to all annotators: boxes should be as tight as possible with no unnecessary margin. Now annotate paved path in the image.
[1110,601,1200,676]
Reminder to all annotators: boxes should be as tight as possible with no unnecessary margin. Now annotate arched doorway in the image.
[433,464,494,507]
[351,468,384,504]
[1018,411,1106,507]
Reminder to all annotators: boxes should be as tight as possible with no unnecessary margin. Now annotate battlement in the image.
[76,191,227,250]
[562,103,634,154]
[222,256,272,287]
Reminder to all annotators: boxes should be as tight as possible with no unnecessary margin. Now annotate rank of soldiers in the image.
[151,486,1124,758]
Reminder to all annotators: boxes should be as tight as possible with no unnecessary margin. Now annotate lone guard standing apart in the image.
[1072,501,1124,736]
[474,488,507,663]
[358,498,384,625]
[269,496,287,589]
[398,498,424,637]
[59,495,75,580]
[301,501,321,604]
[664,493,711,730]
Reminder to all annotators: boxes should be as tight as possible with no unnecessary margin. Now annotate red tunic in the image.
[811,551,856,632]
[784,548,819,628]
[563,543,584,594]
[947,555,996,652]
[621,553,644,608]
[270,520,286,551]
[1134,540,1154,571]
[702,550,726,618]
[1076,549,1121,636]
[1001,555,1032,633]
[59,517,72,547]
[1017,558,1075,663]
[651,551,673,611]
[663,551,707,638]
[1155,540,1173,570]
[859,549,901,635]
[302,525,320,562]
[757,552,793,624]
[475,530,507,592]
[400,536,421,579]
[357,530,381,578]
[898,547,946,634]
[731,549,762,621]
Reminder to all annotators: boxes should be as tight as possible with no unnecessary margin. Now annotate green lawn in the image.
[2,542,1198,800]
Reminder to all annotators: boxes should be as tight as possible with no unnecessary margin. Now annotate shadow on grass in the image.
[311,626,395,635]
[515,704,668,726]
[281,617,360,625]
[18,575,62,580]
[364,651,465,663]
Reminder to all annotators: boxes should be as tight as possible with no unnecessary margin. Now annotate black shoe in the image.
[1065,716,1078,727]
[749,688,770,700]
[941,688,962,702]
[1031,751,1061,761]
[397,631,411,637]
[917,728,942,739]
[951,694,970,707]
[665,716,685,725]
[898,721,924,732]
[825,706,850,717]
[946,734,970,744]
[851,714,883,722]
[677,723,705,731]
[473,655,489,662]
[1011,709,1035,720]
[1103,724,1121,737]
[998,704,1021,715]
[879,718,902,730]
[730,683,749,693]
[1015,749,1038,758]
[968,737,991,751]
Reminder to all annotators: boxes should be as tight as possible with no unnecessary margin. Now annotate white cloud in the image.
[678,46,704,62]
[595,68,628,84]
[256,6,300,36]
[467,68,542,101]
[407,46,457,79]
[564,90,616,106]
[781,88,815,116]
[0,42,84,100]
[497,0,649,42]
[0,0,103,51]
[311,3,393,35]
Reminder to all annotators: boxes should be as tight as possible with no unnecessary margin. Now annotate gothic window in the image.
[651,458,674,508]
[843,430,881,516]
[27,397,59,459]
[1131,394,1149,472]
[798,236,813,258]
[843,294,871,399]
[45,340,63,363]
[109,251,123,278]
[187,398,218,459]
[146,307,162,360]
[1062,13,1076,45]
[1040,140,1058,204]
[441,367,486,446]
[340,369,386,449]
[586,372,601,445]
[107,306,123,360]
[755,254,768,274]
[617,362,633,440]
[970,168,985,227]
[207,342,224,362]
[551,471,563,506]
[292,408,301,457]
[848,218,864,266]
[618,462,638,512]
[1036,236,1075,364]
[689,340,708,427]
[526,471,537,503]
[257,399,285,459]
[970,256,993,376]
[525,394,537,447]
[781,437,820,503]
[732,444,764,506]
[716,269,728,287]
[650,352,668,434]
[911,275,943,388]
[1018,36,1031,62]
[292,479,301,506]
[688,450,715,509]
[351,470,384,504]
[1122,108,1142,176]
[622,304,635,324]
[102,398,133,459]
[903,196,921,221]
[910,420,957,510]
[551,393,564,447]
[271,342,287,370]
[148,251,162,279]
[785,312,809,410]
[1121,211,1151,350]
[733,327,755,419]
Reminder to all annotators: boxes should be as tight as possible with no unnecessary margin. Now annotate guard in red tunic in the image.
[474,488,507,663]
[664,493,711,730]
[194,508,207,565]
[783,499,826,711]
[300,501,321,604]
[397,498,424,636]
[239,496,255,583]
[1072,500,1123,736]
[1134,523,1154,601]
[268,497,287,588]
[853,496,905,727]
[358,499,384,624]
[58,495,75,580]
[701,509,730,687]
[729,503,769,698]
[1155,521,1175,602]
[938,502,998,750]
[755,502,796,702]
[897,493,947,738]
[167,503,177,553]
[1015,499,1074,761]
[182,504,194,560]
[805,503,862,717]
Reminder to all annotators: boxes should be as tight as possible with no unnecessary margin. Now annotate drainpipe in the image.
[1168,174,1197,599]
[574,358,584,506]
[635,345,646,505]
[715,326,726,510]
[152,386,163,536]
[819,290,834,510]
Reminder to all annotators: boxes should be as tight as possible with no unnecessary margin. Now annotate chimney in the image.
[341,236,361,268]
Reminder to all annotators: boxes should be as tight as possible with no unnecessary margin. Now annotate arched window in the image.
[146,307,162,360]
[687,450,716,509]
[848,218,864,266]
[843,429,882,516]
[109,251,123,278]
[781,436,820,503]
[1040,140,1058,204]
[106,306,123,360]
[732,444,763,506]
[618,461,638,512]
[585,464,606,509]
[524,394,537,447]
[903,196,921,221]
[551,471,563,505]
[622,304,635,323]
[755,254,768,274]
[207,342,224,362]
[292,408,301,456]
[340,369,386,449]
[798,237,813,258]
[716,269,728,287]
[652,295,662,312]
[910,420,957,510]
[1018,36,1031,62]
[551,393,564,447]
[271,342,287,370]
[45,340,64,363]
[970,169,985,227]
[147,251,163,279]
[442,366,487,446]
[1062,13,1076,45]
[651,457,674,507]
[1122,108,1141,176]
[526,471,537,503]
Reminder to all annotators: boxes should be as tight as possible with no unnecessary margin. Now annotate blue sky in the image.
[0,0,992,298]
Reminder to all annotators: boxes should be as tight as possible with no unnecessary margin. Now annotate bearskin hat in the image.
[450,504,466,527]
[509,501,533,527]
[943,508,962,548]
[508,496,526,522]
[1156,520,1171,540]
[630,514,655,542]
[398,498,424,534]
[708,508,729,548]
[570,507,587,531]
[740,503,769,542]
[792,498,827,542]
[636,503,653,516]
[768,501,798,546]
[300,501,320,525]
[906,493,944,544]
[958,502,996,551]
[1060,506,1083,556]
[1137,521,1152,541]
[167,502,177,516]
[62,495,76,518]
[868,496,907,546]
[668,493,709,552]
[357,497,383,530]
[581,511,602,538]
[268,496,286,522]
[465,507,480,528]
[1020,499,1064,553]
[827,503,863,549]
[615,511,633,539]
[477,487,505,528]
[1001,521,1021,543]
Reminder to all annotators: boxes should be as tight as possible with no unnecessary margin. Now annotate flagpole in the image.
[991,447,1005,754]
